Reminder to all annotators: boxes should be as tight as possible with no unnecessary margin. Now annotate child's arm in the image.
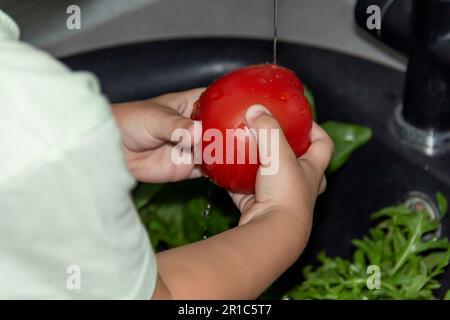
[153,106,333,299]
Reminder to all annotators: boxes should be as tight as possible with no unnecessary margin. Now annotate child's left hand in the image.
[111,88,204,183]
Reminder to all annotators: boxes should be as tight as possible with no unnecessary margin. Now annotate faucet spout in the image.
[403,0,450,133]
[356,0,450,154]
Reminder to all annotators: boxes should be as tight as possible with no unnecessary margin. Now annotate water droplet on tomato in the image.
[211,91,223,100]
[237,122,247,130]
[280,93,288,101]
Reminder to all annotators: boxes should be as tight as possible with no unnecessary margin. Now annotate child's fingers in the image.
[188,167,204,179]
[299,122,334,176]
[318,176,327,194]
[228,191,255,215]
[145,105,200,147]
[228,191,259,225]
[152,88,206,117]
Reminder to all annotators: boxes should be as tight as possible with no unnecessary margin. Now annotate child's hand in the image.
[154,104,333,300]
[230,105,333,226]
[112,89,204,183]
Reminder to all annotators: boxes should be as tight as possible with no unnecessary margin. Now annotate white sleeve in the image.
[0,10,157,299]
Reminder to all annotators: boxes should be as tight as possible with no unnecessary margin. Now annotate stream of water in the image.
[273,0,279,65]
[201,0,279,241]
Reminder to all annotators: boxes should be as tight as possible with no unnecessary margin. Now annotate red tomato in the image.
[192,63,312,194]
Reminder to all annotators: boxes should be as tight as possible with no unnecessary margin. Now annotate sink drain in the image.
[402,191,442,241]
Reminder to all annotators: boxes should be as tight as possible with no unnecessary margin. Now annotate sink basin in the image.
[62,38,450,298]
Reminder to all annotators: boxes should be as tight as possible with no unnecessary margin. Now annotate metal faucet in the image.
[355,0,450,155]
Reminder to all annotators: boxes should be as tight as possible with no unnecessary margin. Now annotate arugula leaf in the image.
[445,290,450,300]
[285,193,450,300]
[322,121,373,174]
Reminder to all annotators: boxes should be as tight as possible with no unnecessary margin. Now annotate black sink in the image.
[62,38,450,298]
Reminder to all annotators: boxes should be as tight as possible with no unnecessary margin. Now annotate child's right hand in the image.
[154,104,333,300]
[230,105,334,228]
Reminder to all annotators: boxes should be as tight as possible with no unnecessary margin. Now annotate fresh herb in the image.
[285,193,450,300]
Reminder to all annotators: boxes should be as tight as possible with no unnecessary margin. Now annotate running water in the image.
[273,0,279,65]
[201,185,213,240]
[202,0,279,240]
[202,203,211,240]
[202,203,211,218]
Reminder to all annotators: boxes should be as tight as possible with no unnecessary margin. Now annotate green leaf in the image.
[132,183,163,210]
[299,87,372,174]
[321,121,372,174]
[183,197,231,243]
[445,290,450,300]
[371,205,412,220]
[303,85,317,122]
[436,192,448,216]
[353,249,366,269]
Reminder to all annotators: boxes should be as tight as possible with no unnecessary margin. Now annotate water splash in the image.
[201,204,211,240]
[202,203,211,218]
[201,184,213,240]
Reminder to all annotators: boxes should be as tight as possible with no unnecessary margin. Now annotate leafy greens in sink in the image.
[285,193,450,300]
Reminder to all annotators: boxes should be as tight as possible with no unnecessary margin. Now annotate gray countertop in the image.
[2,0,406,69]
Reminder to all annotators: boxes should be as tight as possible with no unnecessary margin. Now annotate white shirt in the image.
[0,10,157,299]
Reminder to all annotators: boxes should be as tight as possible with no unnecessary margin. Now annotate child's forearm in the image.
[153,208,311,300]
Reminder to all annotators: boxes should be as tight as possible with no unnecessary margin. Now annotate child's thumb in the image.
[245,104,278,131]
[245,105,298,198]
[245,104,295,165]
